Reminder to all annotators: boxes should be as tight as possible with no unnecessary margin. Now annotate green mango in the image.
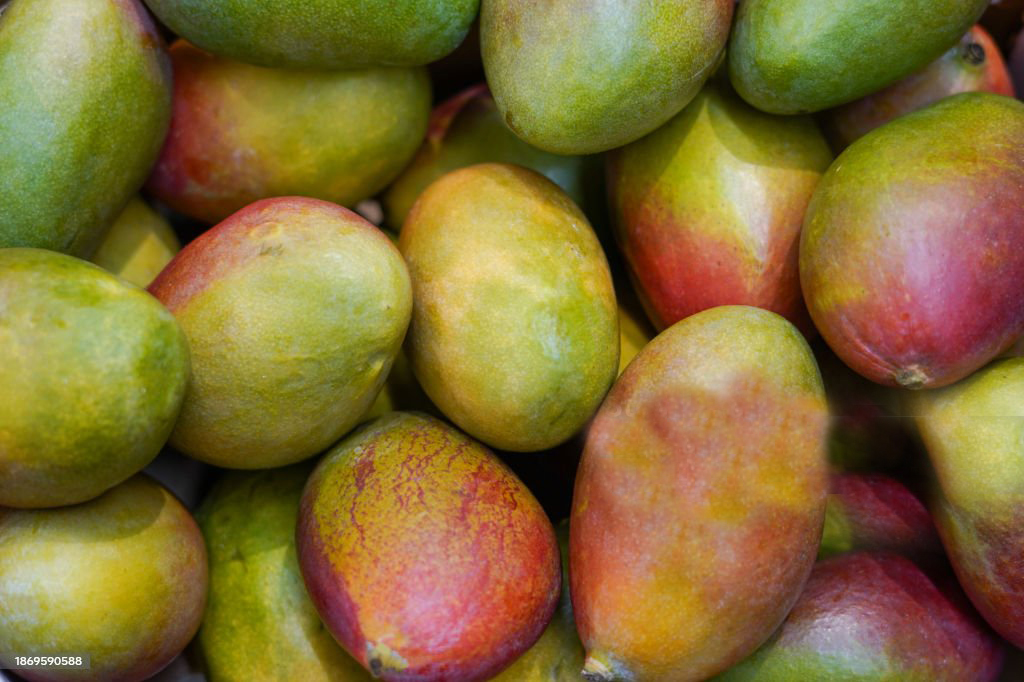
[91,197,180,288]
[0,248,190,508]
[196,465,372,682]
[0,0,171,256]
[143,0,478,69]
[729,0,988,114]
[481,0,733,154]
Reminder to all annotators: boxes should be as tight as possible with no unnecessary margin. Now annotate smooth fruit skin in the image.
[827,25,1015,149]
[296,412,561,682]
[0,475,208,682]
[146,41,431,225]
[570,305,829,682]
[819,473,941,560]
[142,0,478,69]
[481,0,733,154]
[715,553,1004,681]
[91,197,180,288]
[383,84,598,231]
[729,0,988,114]
[0,0,171,255]
[914,358,1024,647]
[149,197,412,469]
[0,248,189,508]
[800,93,1024,390]
[196,464,372,682]
[400,163,618,452]
[608,80,832,334]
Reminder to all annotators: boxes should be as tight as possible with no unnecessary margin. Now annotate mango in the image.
[382,84,600,230]
[296,412,561,682]
[143,0,477,69]
[148,197,412,469]
[0,475,208,682]
[819,473,941,560]
[571,305,828,681]
[480,0,733,154]
[729,0,988,114]
[715,553,1004,681]
[91,197,180,288]
[0,248,189,508]
[608,80,832,334]
[800,93,1024,389]
[196,464,371,681]
[399,163,618,452]
[0,0,171,255]
[826,25,1014,149]
[914,358,1024,647]
[617,294,654,377]
[146,41,431,225]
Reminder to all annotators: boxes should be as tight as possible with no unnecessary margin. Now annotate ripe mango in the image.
[147,42,430,225]
[143,0,478,69]
[608,80,831,334]
[914,358,1024,647]
[0,248,189,508]
[729,0,988,114]
[400,163,618,452]
[91,197,180,288]
[196,464,371,681]
[571,306,828,681]
[801,93,1024,389]
[481,0,733,154]
[296,412,561,682]
[0,0,171,255]
[149,197,412,469]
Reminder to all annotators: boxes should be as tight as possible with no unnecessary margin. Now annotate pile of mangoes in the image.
[3,0,1024,681]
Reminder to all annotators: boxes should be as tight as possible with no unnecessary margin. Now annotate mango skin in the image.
[715,553,1004,681]
[800,93,1024,390]
[608,80,832,334]
[914,358,1024,647]
[729,0,988,114]
[570,305,828,682]
[826,25,1015,149]
[296,412,561,682]
[148,197,412,469]
[383,84,598,230]
[142,0,477,69]
[0,475,208,682]
[0,248,189,509]
[481,0,733,154]
[399,163,618,452]
[92,197,180,288]
[146,42,430,226]
[0,0,171,256]
[195,464,371,682]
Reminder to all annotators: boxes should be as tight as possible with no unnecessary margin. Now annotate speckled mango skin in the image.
[146,42,430,225]
[714,553,1004,682]
[142,0,477,69]
[0,475,208,682]
[399,163,618,452]
[819,473,941,560]
[570,305,829,682]
[92,197,180,288]
[481,0,733,154]
[0,0,171,256]
[196,464,372,682]
[826,25,1014,150]
[383,84,598,230]
[800,93,1024,390]
[296,412,561,682]
[148,197,412,469]
[729,0,988,114]
[914,358,1024,648]
[0,248,189,509]
[608,80,832,335]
